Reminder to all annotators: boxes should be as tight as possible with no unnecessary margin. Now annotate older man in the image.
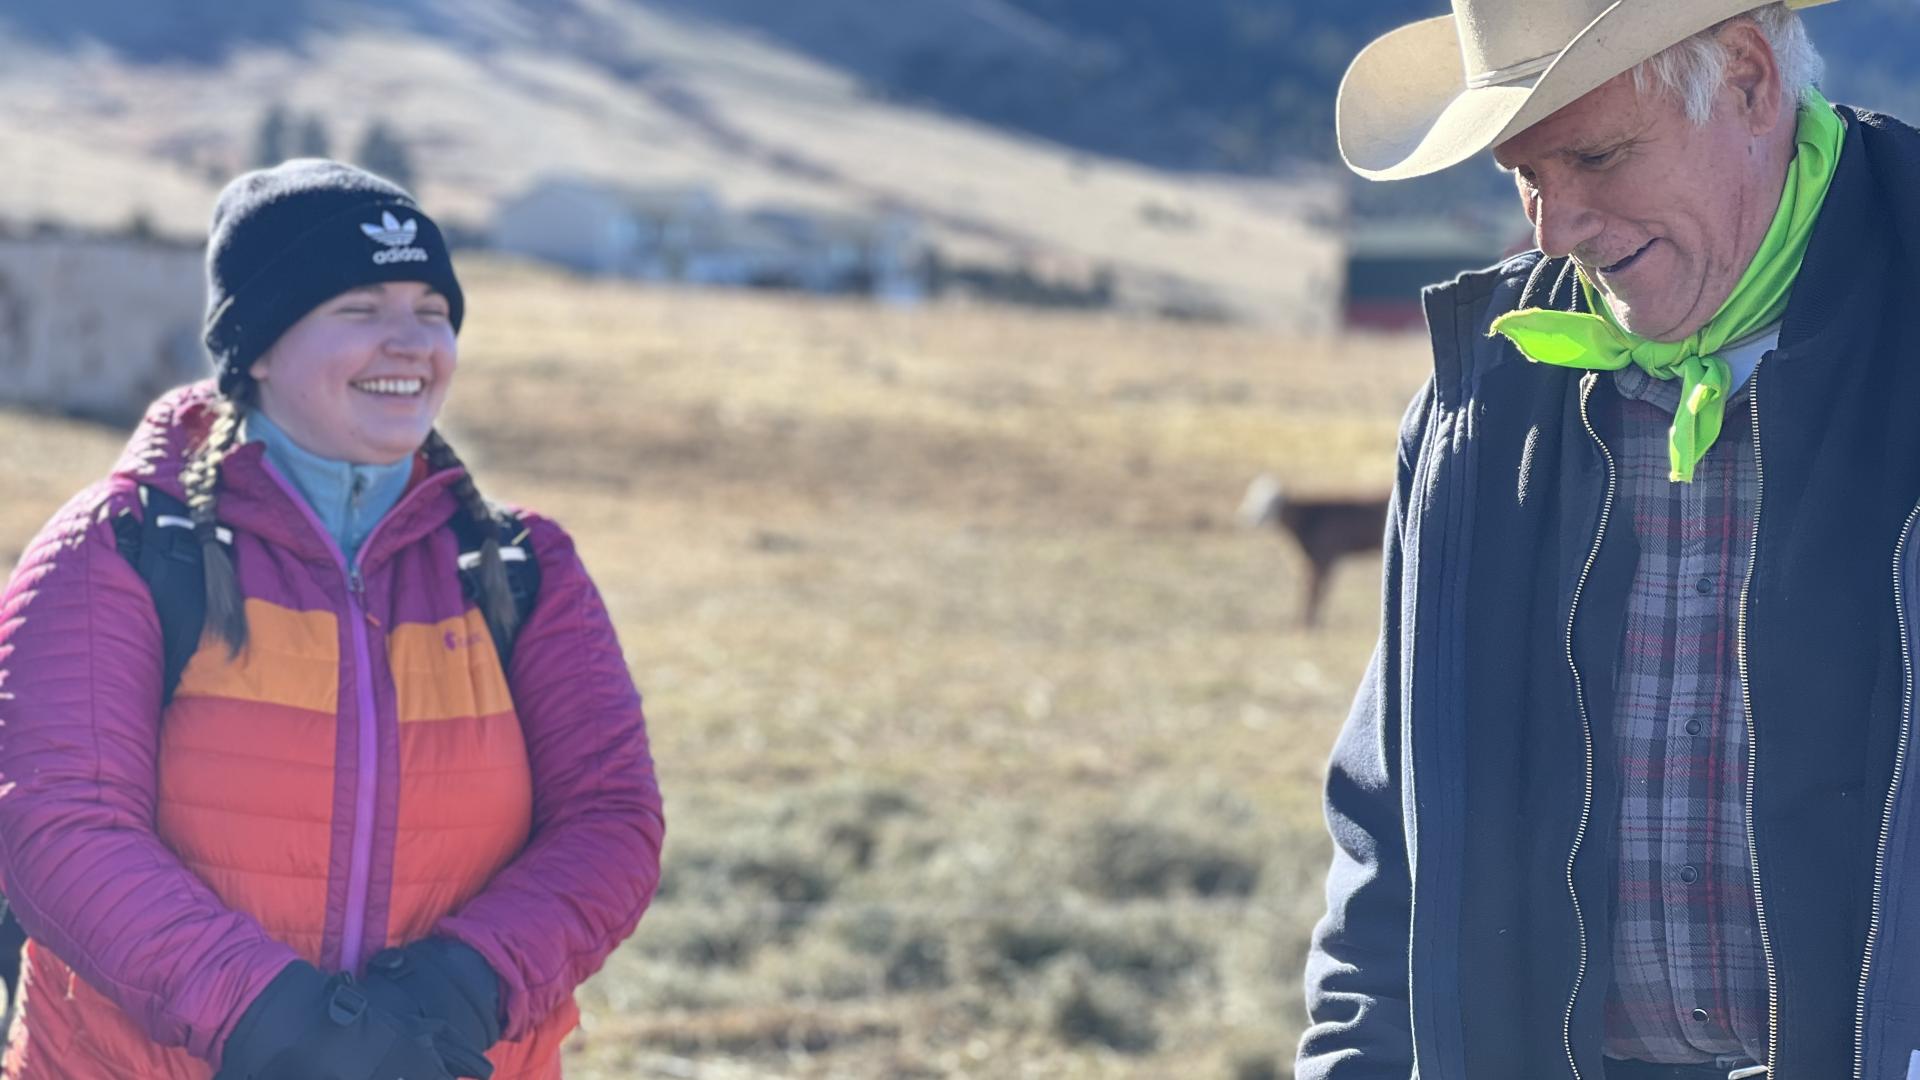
[1302,2,1920,1079]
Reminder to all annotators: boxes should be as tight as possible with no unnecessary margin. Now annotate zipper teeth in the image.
[1562,373,1617,1080]
[1736,362,1779,1074]
[1853,497,1920,1079]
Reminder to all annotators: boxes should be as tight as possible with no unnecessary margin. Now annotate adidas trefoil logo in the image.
[360,211,430,265]
[361,211,417,247]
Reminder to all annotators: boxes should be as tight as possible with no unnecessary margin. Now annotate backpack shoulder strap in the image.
[113,485,221,708]
[449,507,541,669]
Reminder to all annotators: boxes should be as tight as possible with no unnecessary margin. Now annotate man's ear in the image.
[1720,20,1785,136]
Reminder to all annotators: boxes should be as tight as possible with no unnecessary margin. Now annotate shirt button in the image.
[1679,865,1700,884]
[1685,719,1704,736]
[1695,576,1714,596]
[1692,1008,1710,1023]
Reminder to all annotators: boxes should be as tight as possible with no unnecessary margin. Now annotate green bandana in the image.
[1490,88,1845,482]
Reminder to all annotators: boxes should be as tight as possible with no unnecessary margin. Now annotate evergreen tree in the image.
[253,103,291,168]
[123,208,158,243]
[355,120,416,192]
[296,114,331,159]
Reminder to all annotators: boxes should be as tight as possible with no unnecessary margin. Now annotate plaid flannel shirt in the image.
[1601,363,1768,1068]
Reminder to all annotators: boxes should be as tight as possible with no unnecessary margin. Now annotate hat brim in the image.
[1338,0,1843,181]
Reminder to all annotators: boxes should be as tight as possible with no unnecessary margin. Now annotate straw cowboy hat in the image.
[1337,0,1841,181]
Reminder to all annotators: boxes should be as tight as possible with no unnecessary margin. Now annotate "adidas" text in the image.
[372,248,430,265]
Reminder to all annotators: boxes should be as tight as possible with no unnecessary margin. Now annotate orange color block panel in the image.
[388,610,513,724]
[172,599,339,714]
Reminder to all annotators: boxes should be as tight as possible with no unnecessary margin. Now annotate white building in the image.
[492,178,926,300]
[0,229,206,422]
[747,205,926,302]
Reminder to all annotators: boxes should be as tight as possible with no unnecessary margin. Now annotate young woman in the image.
[0,160,665,1079]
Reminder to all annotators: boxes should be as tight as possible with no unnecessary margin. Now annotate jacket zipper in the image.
[1562,372,1618,1080]
[1736,361,1779,1074]
[338,571,379,970]
[257,460,441,972]
[1853,496,1920,1078]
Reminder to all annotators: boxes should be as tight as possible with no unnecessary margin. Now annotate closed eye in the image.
[1576,145,1626,169]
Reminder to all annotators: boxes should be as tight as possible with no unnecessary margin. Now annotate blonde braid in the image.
[422,429,520,650]
[182,401,249,656]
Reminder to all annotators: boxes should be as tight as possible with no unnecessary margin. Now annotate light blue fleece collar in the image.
[245,410,414,564]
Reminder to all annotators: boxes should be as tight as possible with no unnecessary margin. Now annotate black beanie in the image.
[204,158,465,397]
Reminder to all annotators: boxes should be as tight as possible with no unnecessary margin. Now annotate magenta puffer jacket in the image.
[0,382,664,1078]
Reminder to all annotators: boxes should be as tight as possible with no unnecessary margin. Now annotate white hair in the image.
[1631,2,1826,124]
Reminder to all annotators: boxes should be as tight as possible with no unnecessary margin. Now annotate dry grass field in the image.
[0,259,1433,1078]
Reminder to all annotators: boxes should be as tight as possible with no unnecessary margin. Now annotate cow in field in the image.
[1239,474,1389,627]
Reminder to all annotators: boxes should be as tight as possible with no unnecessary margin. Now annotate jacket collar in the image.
[243,408,414,563]
[1775,105,1902,364]
[113,380,464,569]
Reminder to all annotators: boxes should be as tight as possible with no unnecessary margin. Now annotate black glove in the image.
[215,960,458,1080]
[360,938,501,1079]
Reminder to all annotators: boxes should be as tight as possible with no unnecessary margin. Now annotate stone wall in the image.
[0,233,207,423]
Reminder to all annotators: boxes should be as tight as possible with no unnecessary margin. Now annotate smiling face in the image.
[247,281,457,465]
[1492,22,1795,342]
